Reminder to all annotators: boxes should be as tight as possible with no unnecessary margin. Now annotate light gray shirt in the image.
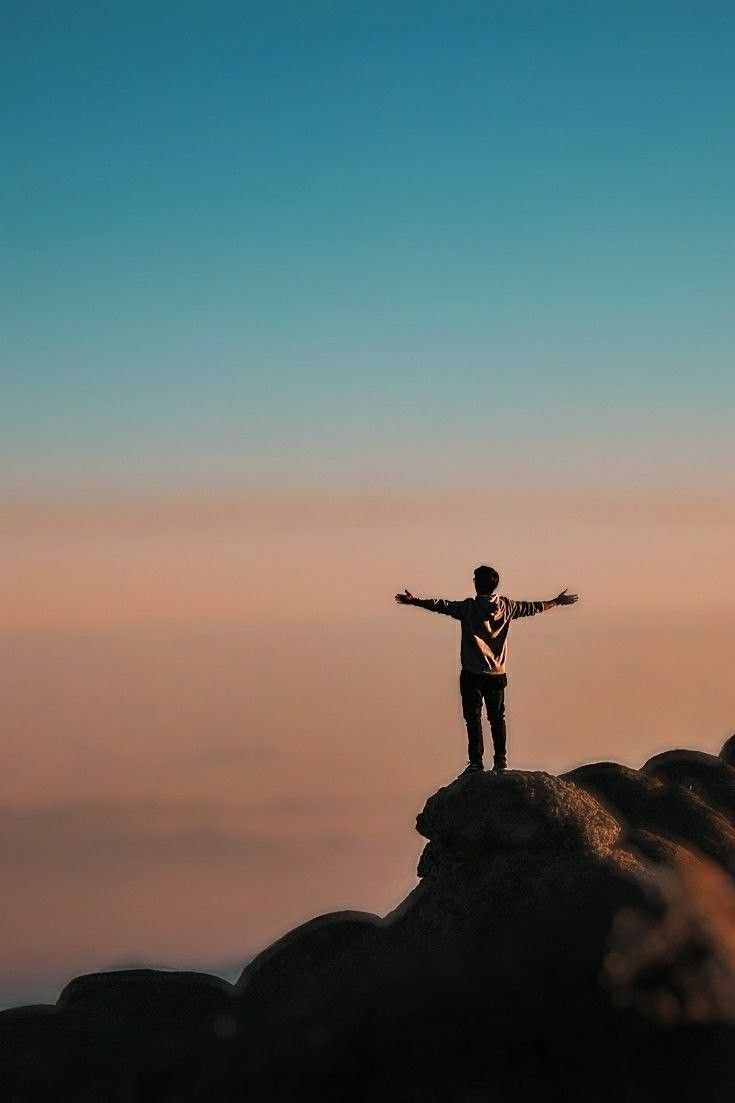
[413,594,545,675]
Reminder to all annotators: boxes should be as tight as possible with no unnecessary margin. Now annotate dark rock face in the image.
[0,970,236,1102]
[3,744,735,1101]
[642,749,735,819]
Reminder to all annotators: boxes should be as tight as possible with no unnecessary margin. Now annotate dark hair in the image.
[473,565,499,593]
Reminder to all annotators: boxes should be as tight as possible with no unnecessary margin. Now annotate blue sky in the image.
[4,1,734,491]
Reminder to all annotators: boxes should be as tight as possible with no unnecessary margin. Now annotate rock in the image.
[0,970,236,1102]
[624,827,688,865]
[416,769,621,855]
[237,911,383,996]
[59,967,232,1021]
[565,761,735,874]
[564,760,662,812]
[642,749,735,818]
[222,913,385,1100]
[721,734,735,768]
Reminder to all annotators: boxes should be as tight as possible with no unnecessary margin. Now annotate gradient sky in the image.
[3,1,735,1006]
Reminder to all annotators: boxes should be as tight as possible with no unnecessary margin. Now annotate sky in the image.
[2,1,735,1007]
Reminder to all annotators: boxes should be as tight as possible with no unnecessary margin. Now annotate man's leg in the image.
[459,670,484,767]
[483,681,507,771]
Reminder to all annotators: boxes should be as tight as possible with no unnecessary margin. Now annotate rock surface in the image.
[642,749,735,819]
[3,742,735,1101]
[564,760,735,872]
[416,769,621,854]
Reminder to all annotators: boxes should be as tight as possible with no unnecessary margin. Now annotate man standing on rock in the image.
[395,566,578,774]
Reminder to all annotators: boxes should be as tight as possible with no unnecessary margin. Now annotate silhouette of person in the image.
[395,565,579,773]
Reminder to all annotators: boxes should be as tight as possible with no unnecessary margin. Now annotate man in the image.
[395,566,578,773]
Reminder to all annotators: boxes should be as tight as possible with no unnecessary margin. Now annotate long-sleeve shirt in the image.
[413,594,545,675]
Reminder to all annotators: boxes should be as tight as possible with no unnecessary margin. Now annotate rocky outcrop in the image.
[0,969,236,1101]
[416,769,621,855]
[3,737,735,1101]
[564,760,735,872]
[642,749,735,819]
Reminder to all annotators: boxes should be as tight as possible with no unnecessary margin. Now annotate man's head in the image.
[473,565,499,595]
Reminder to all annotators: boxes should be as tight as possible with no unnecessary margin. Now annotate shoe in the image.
[462,762,484,774]
[492,761,507,773]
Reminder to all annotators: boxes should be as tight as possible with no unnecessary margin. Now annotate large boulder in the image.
[416,769,621,855]
[566,761,735,874]
[0,970,235,1102]
[563,760,660,813]
[224,914,386,1101]
[642,749,735,819]
[237,911,383,996]
[58,967,232,1022]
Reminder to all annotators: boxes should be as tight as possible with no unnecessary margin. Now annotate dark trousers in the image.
[459,669,507,767]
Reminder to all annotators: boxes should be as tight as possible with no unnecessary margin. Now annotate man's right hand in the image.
[394,589,415,605]
[555,589,579,606]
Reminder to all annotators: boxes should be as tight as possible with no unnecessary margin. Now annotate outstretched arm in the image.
[394,590,464,618]
[545,588,579,609]
[509,589,579,618]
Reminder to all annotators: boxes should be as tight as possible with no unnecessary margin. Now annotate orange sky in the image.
[2,487,734,1005]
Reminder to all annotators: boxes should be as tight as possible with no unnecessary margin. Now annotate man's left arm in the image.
[509,589,579,618]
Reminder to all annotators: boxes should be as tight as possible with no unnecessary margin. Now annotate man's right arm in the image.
[394,591,464,618]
